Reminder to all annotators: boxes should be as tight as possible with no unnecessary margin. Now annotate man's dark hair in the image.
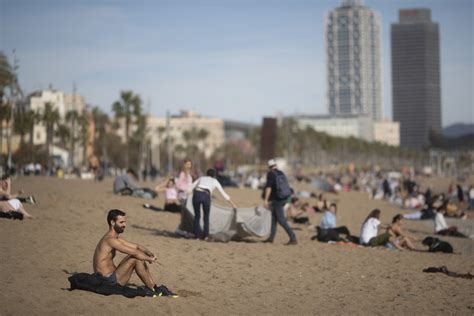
[206,168,216,178]
[392,214,403,224]
[126,168,138,179]
[107,209,126,225]
[1,174,11,180]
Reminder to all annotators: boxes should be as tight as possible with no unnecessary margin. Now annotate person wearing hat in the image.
[263,159,297,245]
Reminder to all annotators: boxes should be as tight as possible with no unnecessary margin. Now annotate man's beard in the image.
[113,224,125,234]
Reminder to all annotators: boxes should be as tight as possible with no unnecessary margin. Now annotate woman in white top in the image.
[190,168,237,240]
[359,209,390,246]
[434,210,467,238]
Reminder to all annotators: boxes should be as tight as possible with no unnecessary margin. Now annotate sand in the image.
[1,176,473,315]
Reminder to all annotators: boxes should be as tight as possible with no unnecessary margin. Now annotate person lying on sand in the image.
[434,209,468,238]
[0,174,36,204]
[0,199,34,219]
[113,169,157,199]
[93,209,177,297]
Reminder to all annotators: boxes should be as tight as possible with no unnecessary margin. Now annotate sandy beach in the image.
[1,176,473,315]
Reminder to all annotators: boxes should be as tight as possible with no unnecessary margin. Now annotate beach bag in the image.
[273,171,292,199]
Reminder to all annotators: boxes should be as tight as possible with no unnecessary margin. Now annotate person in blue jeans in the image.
[190,169,237,240]
[263,159,297,245]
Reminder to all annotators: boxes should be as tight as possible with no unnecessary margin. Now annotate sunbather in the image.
[93,209,177,297]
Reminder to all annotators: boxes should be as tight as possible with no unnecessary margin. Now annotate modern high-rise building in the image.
[391,8,441,149]
[326,0,382,121]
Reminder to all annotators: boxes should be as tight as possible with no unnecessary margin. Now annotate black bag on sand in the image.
[0,211,24,220]
[68,273,152,298]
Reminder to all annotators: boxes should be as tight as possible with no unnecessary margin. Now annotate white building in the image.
[24,88,86,166]
[26,89,86,145]
[374,119,400,146]
[145,111,225,167]
[326,0,383,121]
[295,114,374,141]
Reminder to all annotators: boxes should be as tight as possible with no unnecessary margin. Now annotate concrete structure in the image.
[391,8,441,148]
[295,114,374,141]
[26,89,86,145]
[224,120,257,141]
[64,93,86,114]
[326,0,383,121]
[374,119,400,146]
[146,110,225,168]
[28,89,65,145]
[23,88,86,166]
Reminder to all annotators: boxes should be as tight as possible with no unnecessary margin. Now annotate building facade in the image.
[23,89,86,166]
[391,8,441,149]
[146,111,225,168]
[326,0,383,121]
[295,114,374,141]
[374,120,400,146]
[26,89,86,145]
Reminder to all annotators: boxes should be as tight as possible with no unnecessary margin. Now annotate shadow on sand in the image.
[131,224,183,239]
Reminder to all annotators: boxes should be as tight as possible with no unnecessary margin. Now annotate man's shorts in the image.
[104,271,118,284]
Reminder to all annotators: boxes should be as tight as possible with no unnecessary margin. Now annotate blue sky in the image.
[1,0,472,126]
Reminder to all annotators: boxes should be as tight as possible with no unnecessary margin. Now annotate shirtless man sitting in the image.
[93,209,177,297]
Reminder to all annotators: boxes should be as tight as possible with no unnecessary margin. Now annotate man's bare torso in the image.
[93,233,117,276]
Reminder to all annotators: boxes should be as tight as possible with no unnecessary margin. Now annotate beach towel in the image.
[68,273,152,298]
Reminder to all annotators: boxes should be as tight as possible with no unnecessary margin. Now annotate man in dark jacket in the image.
[263,159,297,245]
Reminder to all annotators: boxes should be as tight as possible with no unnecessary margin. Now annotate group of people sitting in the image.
[307,200,471,250]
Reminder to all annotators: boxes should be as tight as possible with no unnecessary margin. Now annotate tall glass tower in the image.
[391,8,441,149]
[326,0,382,121]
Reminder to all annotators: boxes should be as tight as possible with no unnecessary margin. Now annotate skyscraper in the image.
[326,0,382,121]
[391,8,441,149]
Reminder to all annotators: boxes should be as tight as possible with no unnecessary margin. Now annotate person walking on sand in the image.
[93,209,177,297]
[176,159,195,207]
[190,168,237,240]
[263,159,297,245]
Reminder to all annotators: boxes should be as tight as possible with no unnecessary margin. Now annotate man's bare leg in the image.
[115,255,156,290]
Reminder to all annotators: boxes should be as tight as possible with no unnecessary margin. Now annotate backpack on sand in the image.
[273,171,292,199]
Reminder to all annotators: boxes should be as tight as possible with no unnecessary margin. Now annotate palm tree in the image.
[42,102,60,172]
[0,52,14,104]
[112,90,142,167]
[0,103,11,158]
[13,108,31,147]
[55,124,70,149]
[65,110,79,168]
[77,111,89,167]
[130,113,147,178]
[92,106,110,166]
[27,110,40,162]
